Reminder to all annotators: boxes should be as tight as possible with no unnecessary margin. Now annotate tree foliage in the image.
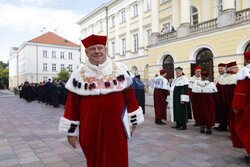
[54,69,70,81]
[0,65,9,89]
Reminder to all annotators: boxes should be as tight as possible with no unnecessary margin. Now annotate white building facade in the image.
[9,32,81,89]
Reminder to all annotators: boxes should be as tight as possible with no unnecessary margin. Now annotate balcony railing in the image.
[158,31,177,42]
[236,8,250,23]
[190,18,217,35]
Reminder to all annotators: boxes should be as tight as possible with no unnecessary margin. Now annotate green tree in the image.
[0,68,9,89]
[56,69,70,81]
[0,61,8,69]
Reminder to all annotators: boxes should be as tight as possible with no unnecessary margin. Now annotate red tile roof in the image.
[29,32,80,47]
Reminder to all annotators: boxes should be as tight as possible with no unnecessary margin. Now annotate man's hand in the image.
[233,109,239,113]
[181,101,184,104]
[130,125,136,135]
[67,136,78,149]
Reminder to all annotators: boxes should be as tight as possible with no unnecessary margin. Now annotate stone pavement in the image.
[0,90,249,167]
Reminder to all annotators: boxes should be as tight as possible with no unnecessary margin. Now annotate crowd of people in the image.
[19,79,68,108]
[153,51,250,164]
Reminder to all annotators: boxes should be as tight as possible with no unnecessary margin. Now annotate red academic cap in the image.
[201,71,209,77]
[160,69,166,75]
[218,63,227,67]
[194,66,202,71]
[81,34,107,48]
[227,61,237,68]
[244,51,250,60]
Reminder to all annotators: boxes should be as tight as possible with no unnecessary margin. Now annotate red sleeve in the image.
[232,79,249,111]
[63,91,81,121]
[123,86,139,113]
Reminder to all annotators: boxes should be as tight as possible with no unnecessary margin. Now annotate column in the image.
[242,0,250,9]
[138,0,144,52]
[202,0,210,22]
[218,0,236,27]
[126,6,131,56]
[151,0,159,33]
[222,0,235,11]
[113,12,119,58]
[180,0,190,25]
[150,0,159,45]
[172,0,179,29]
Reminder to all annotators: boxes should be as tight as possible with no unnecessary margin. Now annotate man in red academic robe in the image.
[188,66,202,125]
[214,63,228,131]
[192,71,218,134]
[231,51,250,165]
[58,34,144,167]
[153,69,170,125]
[216,61,238,133]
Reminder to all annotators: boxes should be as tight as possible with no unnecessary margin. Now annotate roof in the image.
[28,32,80,47]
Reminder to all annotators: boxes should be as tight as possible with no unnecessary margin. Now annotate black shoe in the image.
[244,156,250,161]
[155,120,165,125]
[177,126,187,130]
[218,127,228,131]
[214,126,220,130]
[206,130,212,134]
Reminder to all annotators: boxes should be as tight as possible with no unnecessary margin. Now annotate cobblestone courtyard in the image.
[0,90,248,167]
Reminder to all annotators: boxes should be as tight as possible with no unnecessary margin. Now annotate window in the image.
[145,0,151,11]
[121,10,126,23]
[43,63,48,71]
[146,29,152,46]
[133,34,138,52]
[43,76,48,82]
[190,6,199,25]
[218,0,223,15]
[111,42,116,58]
[121,38,126,55]
[132,4,138,17]
[52,64,56,71]
[43,50,47,58]
[68,52,72,59]
[60,52,64,59]
[61,64,65,71]
[99,21,103,32]
[68,64,73,71]
[111,16,115,27]
[52,51,56,59]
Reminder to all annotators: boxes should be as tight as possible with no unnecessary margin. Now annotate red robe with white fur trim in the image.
[59,58,143,167]
[231,64,250,155]
[192,81,218,128]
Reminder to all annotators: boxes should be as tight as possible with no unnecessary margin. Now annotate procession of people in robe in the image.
[152,51,250,164]
[18,79,68,108]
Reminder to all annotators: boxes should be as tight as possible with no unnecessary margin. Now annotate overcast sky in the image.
[0,0,110,63]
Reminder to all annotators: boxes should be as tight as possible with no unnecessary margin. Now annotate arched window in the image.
[196,48,214,81]
[190,6,199,25]
[131,66,139,76]
[245,43,250,52]
[163,55,174,80]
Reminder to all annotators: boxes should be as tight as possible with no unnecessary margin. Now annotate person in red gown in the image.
[58,34,144,167]
[214,63,228,131]
[188,66,202,126]
[192,71,218,134]
[231,51,250,165]
[153,69,170,125]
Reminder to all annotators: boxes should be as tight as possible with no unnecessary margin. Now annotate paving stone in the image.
[0,92,248,167]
